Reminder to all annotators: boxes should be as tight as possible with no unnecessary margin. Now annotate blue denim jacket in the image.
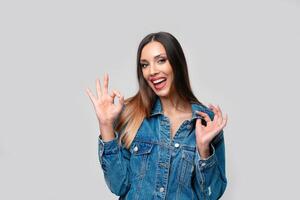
[98,97,227,200]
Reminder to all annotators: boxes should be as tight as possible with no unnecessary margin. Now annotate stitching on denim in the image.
[199,166,206,200]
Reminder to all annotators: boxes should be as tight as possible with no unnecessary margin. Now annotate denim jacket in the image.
[98,97,227,200]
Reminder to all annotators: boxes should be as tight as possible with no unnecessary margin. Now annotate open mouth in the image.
[151,78,167,90]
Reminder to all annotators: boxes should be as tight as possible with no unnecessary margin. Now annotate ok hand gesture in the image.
[85,73,124,127]
[195,104,228,159]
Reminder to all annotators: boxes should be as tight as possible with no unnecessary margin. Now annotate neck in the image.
[160,94,191,115]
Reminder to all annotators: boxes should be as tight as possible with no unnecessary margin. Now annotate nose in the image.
[149,63,159,75]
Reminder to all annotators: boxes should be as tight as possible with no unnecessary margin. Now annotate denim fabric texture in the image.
[98,97,227,200]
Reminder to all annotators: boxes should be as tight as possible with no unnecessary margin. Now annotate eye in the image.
[140,63,148,68]
[158,58,166,64]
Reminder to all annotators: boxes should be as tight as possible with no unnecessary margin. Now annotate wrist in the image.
[99,123,115,142]
[98,119,114,127]
[197,144,211,159]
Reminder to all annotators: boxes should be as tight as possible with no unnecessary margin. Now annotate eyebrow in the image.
[140,54,167,62]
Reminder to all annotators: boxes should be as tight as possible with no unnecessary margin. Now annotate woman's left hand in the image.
[195,104,228,158]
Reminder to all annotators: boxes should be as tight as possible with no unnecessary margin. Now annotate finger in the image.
[208,104,219,120]
[216,105,222,118]
[113,90,121,98]
[96,78,102,98]
[196,111,211,122]
[216,105,223,125]
[212,113,228,138]
[118,93,124,108]
[85,88,96,104]
[103,73,109,94]
[214,116,227,138]
[195,118,205,130]
[220,113,228,129]
[112,90,124,107]
[110,90,117,98]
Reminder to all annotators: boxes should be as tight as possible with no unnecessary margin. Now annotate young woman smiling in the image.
[86,31,228,200]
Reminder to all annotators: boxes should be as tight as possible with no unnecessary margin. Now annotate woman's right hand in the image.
[85,73,124,128]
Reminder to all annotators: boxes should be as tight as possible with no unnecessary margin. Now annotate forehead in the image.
[140,41,166,60]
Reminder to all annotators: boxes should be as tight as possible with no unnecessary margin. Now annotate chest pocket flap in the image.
[130,141,154,155]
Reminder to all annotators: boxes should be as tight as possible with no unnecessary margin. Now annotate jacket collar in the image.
[150,96,206,121]
[150,97,163,116]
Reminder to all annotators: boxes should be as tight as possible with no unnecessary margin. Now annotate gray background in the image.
[0,0,299,199]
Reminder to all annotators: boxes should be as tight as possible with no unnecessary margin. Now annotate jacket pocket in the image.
[179,148,195,186]
[130,141,154,180]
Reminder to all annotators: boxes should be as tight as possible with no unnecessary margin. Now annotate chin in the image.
[152,88,171,97]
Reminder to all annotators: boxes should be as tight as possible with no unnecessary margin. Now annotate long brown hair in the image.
[115,31,204,149]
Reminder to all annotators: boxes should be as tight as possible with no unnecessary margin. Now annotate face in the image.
[140,41,175,98]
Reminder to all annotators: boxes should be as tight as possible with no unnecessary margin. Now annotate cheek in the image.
[141,71,151,86]
[167,71,174,83]
[141,70,147,79]
[168,75,175,90]
[165,64,174,77]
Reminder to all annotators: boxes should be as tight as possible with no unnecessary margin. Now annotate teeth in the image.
[153,78,166,84]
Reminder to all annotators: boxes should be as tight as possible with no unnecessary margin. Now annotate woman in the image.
[86,31,228,200]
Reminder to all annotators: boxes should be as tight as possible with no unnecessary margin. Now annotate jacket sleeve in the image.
[192,130,227,200]
[98,131,131,196]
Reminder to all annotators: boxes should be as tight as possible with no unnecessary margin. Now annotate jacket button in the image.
[174,143,180,148]
[133,146,138,152]
[187,124,192,129]
[159,187,164,192]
